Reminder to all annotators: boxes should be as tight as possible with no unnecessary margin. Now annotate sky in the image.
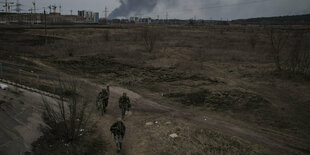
[6,0,310,20]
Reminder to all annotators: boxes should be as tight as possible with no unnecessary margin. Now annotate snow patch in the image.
[0,83,8,90]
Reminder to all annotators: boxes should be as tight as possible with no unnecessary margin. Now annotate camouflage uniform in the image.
[110,121,126,153]
[118,93,131,119]
[96,87,109,115]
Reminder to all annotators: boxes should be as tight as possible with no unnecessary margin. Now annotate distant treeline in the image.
[232,14,310,25]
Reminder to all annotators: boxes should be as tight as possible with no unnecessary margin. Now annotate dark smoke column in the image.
[109,0,158,18]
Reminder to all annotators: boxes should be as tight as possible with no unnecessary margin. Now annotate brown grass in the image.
[1,24,310,154]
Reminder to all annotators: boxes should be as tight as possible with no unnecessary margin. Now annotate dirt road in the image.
[1,77,308,154]
[82,79,309,155]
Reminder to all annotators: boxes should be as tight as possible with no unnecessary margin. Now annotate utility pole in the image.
[4,0,8,24]
[59,4,61,14]
[44,8,47,44]
[28,8,33,24]
[32,0,36,24]
[4,0,14,24]
[52,5,56,13]
[16,0,21,13]
[32,0,36,14]
[15,0,22,24]
[104,6,108,19]
[48,5,52,14]
[4,0,8,12]
[157,15,159,24]
[7,2,10,12]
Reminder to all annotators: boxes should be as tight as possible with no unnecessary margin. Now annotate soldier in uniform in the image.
[96,85,110,115]
[118,92,131,119]
[110,119,126,153]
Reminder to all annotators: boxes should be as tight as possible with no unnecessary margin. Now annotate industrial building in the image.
[0,10,99,24]
[78,10,99,23]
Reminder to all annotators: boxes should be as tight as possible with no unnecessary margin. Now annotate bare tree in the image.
[141,27,159,52]
[269,28,290,71]
[32,79,104,154]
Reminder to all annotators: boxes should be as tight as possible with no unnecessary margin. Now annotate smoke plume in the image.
[109,0,177,18]
[109,0,157,18]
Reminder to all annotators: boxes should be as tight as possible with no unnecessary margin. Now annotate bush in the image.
[182,90,209,106]
[268,28,310,76]
[103,30,110,41]
[32,80,106,154]
[249,34,257,49]
[141,27,160,52]
[286,32,310,75]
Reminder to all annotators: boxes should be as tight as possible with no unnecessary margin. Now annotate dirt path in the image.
[82,79,308,155]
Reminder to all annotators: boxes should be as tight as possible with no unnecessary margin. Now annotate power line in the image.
[59,4,61,14]
[15,0,21,13]
[104,6,108,19]
[32,0,36,14]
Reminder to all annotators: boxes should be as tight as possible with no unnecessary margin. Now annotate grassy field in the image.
[0,24,310,154]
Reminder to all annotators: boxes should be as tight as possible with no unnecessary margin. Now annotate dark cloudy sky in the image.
[14,0,310,20]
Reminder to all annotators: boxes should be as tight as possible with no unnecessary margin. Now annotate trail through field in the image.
[80,78,309,155]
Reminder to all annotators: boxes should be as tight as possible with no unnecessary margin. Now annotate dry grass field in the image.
[0,24,310,154]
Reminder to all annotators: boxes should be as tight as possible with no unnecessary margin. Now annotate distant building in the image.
[94,12,99,23]
[130,17,139,23]
[129,17,152,24]
[140,17,152,24]
[78,10,99,23]
[0,12,86,24]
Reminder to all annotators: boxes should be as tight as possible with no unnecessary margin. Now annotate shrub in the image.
[286,32,310,75]
[141,27,159,52]
[249,34,257,49]
[32,80,106,154]
[103,30,110,41]
[268,28,310,76]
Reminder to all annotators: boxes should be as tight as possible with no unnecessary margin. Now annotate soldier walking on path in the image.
[118,92,131,119]
[110,119,126,153]
[96,85,110,115]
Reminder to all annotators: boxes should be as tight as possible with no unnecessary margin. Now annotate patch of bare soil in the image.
[0,84,57,155]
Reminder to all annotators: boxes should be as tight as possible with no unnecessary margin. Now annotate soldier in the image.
[96,85,110,115]
[118,92,131,119]
[110,119,126,153]
[106,84,110,96]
